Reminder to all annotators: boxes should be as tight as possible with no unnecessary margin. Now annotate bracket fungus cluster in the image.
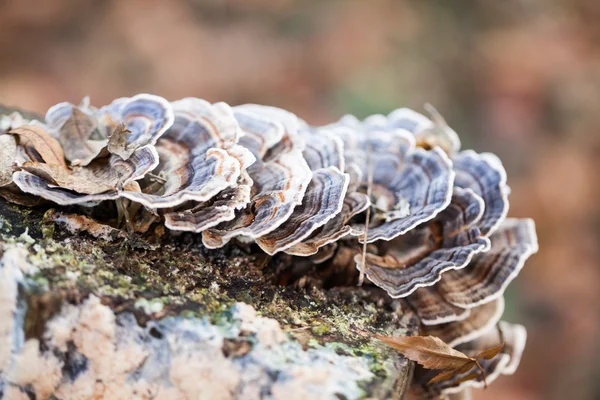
[0,95,538,396]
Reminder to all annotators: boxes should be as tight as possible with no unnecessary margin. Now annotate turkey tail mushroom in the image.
[0,97,538,398]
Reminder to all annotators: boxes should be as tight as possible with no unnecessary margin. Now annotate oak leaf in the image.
[21,162,117,195]
[375,334,503,388]
[107,123,134,160]
[9,125,68,169]
[59,107,107,165]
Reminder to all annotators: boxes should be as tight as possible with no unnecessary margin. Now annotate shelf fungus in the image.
[421,297,506,348]
[324,120,455,243]
[282,160,368,256]
[435,218,538,308]
[201,105,313,250]
[121,98,256,209]
[10,94,174,206]
[255,129,349,255]
[0,96,538,396]
[355,187,491,297]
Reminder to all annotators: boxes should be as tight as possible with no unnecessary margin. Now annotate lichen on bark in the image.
[0,190,416,399]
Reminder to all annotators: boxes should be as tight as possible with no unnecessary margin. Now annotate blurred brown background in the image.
[1,1,599,399]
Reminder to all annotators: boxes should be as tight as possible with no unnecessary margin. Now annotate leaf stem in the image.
[358,142,374,286]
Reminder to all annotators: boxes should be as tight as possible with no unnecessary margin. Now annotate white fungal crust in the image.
[0,248,30,374]
[0,134,17,187]
[0,244,375,400]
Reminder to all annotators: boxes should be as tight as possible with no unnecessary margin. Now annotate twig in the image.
[284,326,312,332]
[475,360,488,389]
[358,142,374,287]
[116,197,134,234]
[424,103,446,126]
[147,173,167,183]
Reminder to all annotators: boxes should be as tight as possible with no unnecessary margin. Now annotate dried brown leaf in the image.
[107,123,133,160]
[60,108,106,165]
[0,185,42,207]
[9,125,67,169]
[429,365,465,384]
[476,342,504,360]
[454,371,482,385]
[376,334,504,388]
[375,334,472,371]
[428,360,475,384]
[21,162,116,195]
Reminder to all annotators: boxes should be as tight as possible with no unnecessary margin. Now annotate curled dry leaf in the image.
[56,107,107,165]
[421,321,525,396]
[107,123,133,160]
[20,162,115,195]
[375,334,503,388]
[9,125,68,169]
[13,145,159,206]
